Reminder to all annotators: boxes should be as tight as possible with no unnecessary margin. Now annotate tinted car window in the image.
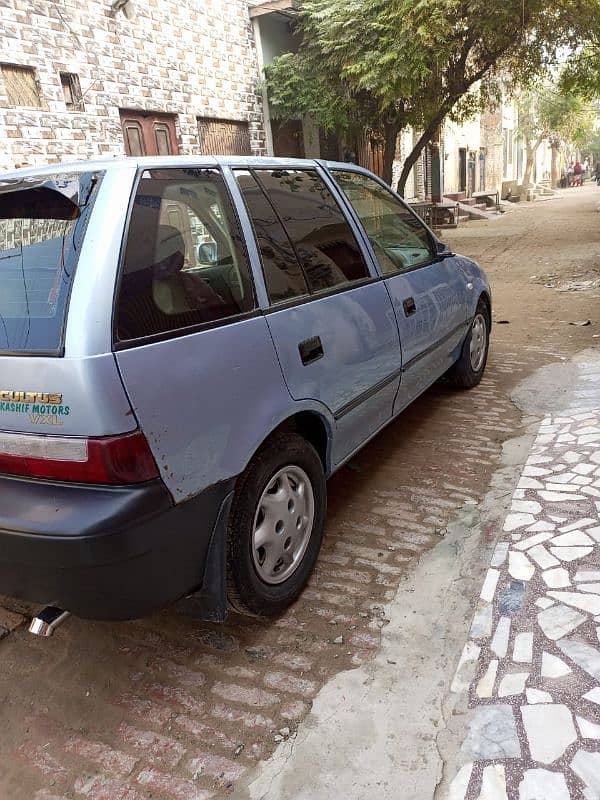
[235,170,309,304]
[0,171,101,354]
[117,168,255,342]
[332,170,435,274]
[253,169,370,293]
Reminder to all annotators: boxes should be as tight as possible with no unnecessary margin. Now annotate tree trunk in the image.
[523,146,535,189]
[523,137,543,190]
[382,120,401,186]
[396,107,448,197]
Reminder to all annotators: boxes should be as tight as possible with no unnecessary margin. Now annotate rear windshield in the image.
[0,170,102,354]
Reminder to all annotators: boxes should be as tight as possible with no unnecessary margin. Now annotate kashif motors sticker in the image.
[0,391,70,425]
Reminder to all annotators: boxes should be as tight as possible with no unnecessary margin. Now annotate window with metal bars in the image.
[197,118,251,156]
[60,72,83,111]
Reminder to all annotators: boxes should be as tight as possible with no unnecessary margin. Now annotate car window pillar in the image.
[221,165,272,310]
[315,164,382,281]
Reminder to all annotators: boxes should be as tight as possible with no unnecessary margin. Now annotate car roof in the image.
[0,155,370,180]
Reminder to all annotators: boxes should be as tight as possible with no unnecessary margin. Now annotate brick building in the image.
[0,0,266,171]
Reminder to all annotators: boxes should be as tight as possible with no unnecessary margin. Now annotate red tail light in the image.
[0,430,159,484]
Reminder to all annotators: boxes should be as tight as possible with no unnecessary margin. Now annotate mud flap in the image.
[175,491,233,622]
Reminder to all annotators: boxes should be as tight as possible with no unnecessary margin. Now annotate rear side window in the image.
[0,171,101,354]
[251,169,370,295]
[116,168,255,343]
[332,170,435,274]
[235,170,309,304]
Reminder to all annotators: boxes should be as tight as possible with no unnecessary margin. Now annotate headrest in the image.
[153,224,185,280]
[155,224,185,262]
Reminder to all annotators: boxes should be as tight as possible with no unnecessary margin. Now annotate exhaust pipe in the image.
[29,606,70,637]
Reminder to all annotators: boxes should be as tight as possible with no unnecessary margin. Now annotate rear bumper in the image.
[0,474,234,620]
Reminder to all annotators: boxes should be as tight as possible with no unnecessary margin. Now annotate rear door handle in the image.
[403,297,417,317]
[298,336,324,365]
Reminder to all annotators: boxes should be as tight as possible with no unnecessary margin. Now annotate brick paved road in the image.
[0,187,597,800]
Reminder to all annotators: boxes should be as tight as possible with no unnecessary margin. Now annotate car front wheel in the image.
[226,432,326,617]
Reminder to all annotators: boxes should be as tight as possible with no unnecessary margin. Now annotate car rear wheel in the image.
[446,299,490,389]
[226,432,326,617]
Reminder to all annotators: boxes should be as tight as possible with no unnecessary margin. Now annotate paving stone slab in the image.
[570,750,600,799]
[556,637,600,680]
[461,705,521,761]
[520,705,577,765]
[518,769,570,800]
[537,604,586,640]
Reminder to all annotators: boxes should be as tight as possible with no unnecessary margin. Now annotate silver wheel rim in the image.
[469,313,487,372]
[251,465,315,585]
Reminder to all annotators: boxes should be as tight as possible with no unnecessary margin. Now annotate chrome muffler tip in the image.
[29,606,70,637]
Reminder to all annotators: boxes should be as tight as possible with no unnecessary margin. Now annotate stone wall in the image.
[0,0,265,170]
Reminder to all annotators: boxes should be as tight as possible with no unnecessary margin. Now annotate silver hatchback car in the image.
[0,156,491,622]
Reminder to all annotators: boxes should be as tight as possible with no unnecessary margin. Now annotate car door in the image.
[330,168,469,413]
[232,166,401,466]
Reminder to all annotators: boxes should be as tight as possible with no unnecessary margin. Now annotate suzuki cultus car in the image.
[0,156,491,622]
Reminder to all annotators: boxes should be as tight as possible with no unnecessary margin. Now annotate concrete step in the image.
[444,192,467,202]
[455,201,500,220]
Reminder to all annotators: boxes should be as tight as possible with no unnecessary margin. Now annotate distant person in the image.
[560,164,568,188]
[573,160,584,187]
[594,162,600,184]
[567,163,574,186]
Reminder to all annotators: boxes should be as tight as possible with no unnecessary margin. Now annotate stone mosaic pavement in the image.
[447,360,600,799]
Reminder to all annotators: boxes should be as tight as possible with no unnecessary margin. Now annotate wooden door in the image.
[120,110,179,156]
[468,151,477,195]
[458,148,467,192]
[271,119,305,158]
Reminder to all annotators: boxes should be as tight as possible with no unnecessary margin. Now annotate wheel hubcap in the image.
[251,466,315,585]
[469,313,487,372]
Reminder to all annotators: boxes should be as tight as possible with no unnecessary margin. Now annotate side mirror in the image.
[435,240,453,258]
[198,241,217,265]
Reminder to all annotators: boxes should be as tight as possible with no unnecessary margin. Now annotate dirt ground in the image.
[0,184,598,800]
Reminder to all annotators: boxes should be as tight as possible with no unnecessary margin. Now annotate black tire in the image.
[226,432,326,617]
[446,299,491,389]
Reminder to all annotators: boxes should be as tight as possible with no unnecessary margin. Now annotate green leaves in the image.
[264,0,600,185]
[518,79,595,148]
[561,41,600,99]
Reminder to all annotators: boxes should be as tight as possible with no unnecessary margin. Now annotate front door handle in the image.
[298,336,324,365]
[403,297,417,317]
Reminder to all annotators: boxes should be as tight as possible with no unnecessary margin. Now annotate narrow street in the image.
[0,186,599,800]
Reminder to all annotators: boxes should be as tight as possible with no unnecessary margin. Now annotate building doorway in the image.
[458,148,467,193]
[119,110,179,156]
[271,119,305,158]
[468,151,477,195]
[478,150,486,191]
